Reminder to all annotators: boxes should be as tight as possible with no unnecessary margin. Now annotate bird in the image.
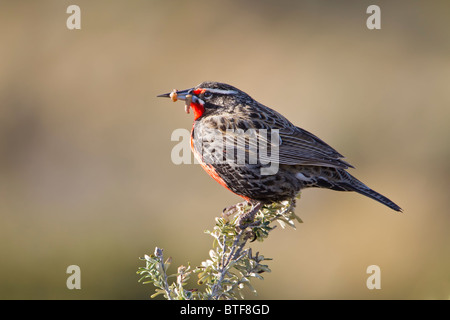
[157,81,402,222]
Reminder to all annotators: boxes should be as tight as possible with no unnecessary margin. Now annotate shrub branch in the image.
[137,196,302,300]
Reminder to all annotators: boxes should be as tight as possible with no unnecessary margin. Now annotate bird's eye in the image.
[203,91,213,99]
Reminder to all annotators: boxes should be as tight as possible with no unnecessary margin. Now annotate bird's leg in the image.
[237,201,262,230]
[222,201,249,221]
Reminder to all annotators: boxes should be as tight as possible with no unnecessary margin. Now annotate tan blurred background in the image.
[0,0,449,299]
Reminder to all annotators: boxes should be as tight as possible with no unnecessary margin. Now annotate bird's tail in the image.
[337,170,402,212]
[350,182,402,212]
[298,167,402,212]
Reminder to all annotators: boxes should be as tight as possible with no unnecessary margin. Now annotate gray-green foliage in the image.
[137,197,302,300]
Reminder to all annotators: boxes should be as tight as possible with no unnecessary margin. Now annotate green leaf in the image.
[150,289,166,299]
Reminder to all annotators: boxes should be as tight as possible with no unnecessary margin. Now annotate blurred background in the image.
[0,0,449,299]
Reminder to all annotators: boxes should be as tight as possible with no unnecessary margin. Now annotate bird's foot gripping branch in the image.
[137,197,302,300]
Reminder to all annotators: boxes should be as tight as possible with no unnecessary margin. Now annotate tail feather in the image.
[296,167,403,212]
[339,171,402,212]
[295,166,402,212]
[351,184,402,212]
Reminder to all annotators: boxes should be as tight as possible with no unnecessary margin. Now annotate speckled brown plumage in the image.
[158,81,402,212]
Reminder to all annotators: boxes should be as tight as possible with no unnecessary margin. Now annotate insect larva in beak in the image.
[169,89,178,102]
[184,94,192,114]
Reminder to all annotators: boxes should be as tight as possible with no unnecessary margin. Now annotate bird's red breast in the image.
[190,124,251,201]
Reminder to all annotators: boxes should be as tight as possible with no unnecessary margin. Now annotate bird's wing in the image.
[213,108,353,169]
[276,126,354,169]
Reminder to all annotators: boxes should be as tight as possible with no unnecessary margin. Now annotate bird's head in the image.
[157,82,251,120]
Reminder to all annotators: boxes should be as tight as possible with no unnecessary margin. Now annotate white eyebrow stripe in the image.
[204,88,238,95]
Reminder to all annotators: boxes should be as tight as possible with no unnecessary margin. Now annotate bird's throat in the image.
[191,102,205,120]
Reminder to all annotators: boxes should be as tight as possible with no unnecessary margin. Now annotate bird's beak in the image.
[157,88,196,114]
[157,88,193,101]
